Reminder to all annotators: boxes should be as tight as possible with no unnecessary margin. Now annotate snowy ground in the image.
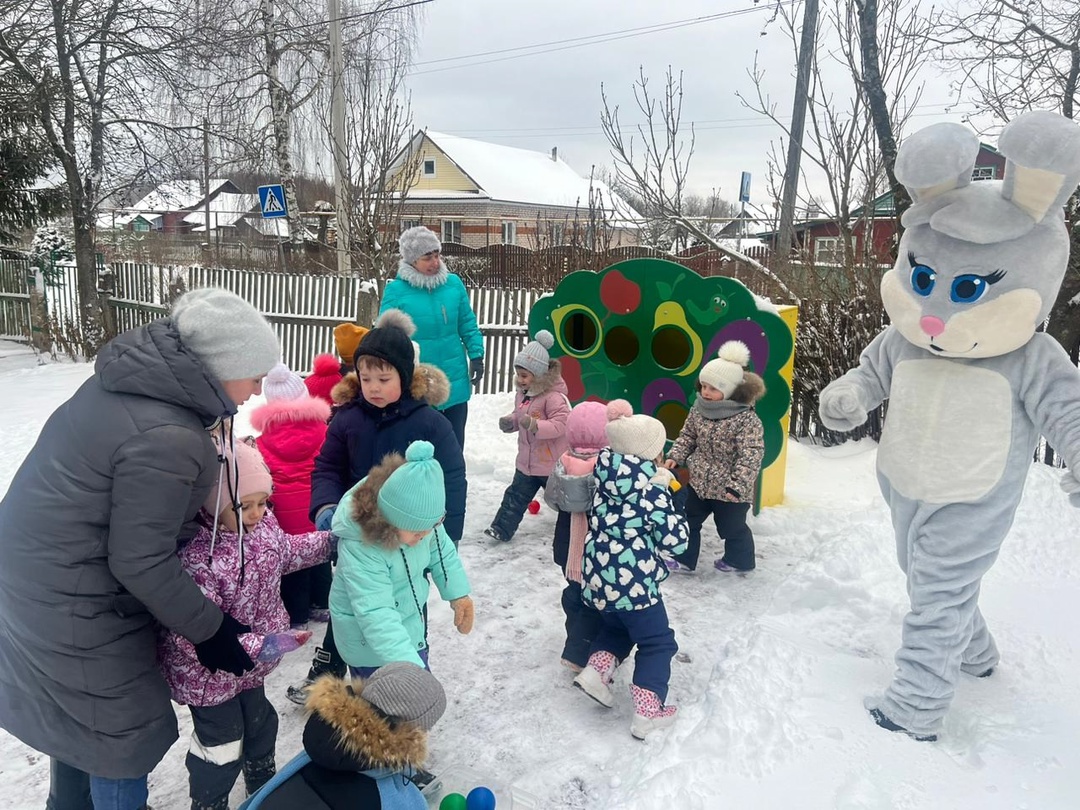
[2,345,1079,809]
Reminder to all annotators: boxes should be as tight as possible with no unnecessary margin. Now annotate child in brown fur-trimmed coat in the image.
[664,340,766,573]
[239,662,446,810]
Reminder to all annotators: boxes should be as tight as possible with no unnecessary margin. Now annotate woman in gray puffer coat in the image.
[665,340,766,573]
[0,288,280,810]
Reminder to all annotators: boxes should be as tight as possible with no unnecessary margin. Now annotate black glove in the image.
[470,358,485,386]
[194,613,255,676]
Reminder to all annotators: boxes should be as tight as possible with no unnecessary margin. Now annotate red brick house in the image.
[761,142,1007,262]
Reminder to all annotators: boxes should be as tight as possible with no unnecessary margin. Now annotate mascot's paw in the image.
[819,380,868,432]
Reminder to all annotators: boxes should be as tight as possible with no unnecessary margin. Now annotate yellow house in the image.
[386,130,641,248]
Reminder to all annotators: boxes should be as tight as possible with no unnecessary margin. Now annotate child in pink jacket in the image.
[251,362,332,628]
[483,329,571,542]
[158,437,332,810]
[544,400,608,671]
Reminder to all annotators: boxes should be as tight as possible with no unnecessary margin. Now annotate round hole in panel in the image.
[604,325,639,367]
[654,401,689,442]
[651,327,691,371]
[562,311,598,354]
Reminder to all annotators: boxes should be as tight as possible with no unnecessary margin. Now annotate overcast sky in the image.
[402,0,976,214]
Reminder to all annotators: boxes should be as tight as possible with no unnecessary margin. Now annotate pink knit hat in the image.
[566,400,609,455]
[204,439,274,517]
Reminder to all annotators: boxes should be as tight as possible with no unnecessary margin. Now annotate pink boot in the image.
[573,651,619,708]
[630,684,677,739]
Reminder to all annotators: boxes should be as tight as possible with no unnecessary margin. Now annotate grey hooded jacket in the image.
[0,319,234,778]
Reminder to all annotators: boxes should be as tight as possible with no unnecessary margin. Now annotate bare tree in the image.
[601,66,798,301]
[0,0,204,351]
[926,0,1080,359]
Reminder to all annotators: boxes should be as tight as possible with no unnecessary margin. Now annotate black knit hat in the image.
[354,308,417,393]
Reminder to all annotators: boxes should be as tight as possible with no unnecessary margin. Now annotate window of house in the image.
[132,219,150,233]
[971,166,996,181]
[549,222,565,245]
[422,159,437,177]
[401,219,420,232]
[441,220,461,243]
[501,221,517,245]
[813,236,850,263]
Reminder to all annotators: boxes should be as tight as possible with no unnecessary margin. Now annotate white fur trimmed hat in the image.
[398,225,442,266]
[605,399,667,461]
[514,330,554,376]
[699,340,751,398]
[262,362,306,402]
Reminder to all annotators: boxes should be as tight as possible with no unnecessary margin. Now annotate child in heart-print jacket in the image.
[574,402,689,740]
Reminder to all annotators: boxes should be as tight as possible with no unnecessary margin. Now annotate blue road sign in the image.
[739,172,751,203]
[258,184,288,219]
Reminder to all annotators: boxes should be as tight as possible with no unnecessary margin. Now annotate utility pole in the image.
[776,0,819,262]
[203,118,213,262]
[329,0,351,275]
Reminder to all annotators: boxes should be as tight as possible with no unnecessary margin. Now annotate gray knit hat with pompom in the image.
[514,329,555,376]
[361,661,447,732]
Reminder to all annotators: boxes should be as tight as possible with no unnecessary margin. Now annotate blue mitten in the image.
[819,379,868,432]
[315,506,336,532]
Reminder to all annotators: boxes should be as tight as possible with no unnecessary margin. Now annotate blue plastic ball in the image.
[466,785,496,810]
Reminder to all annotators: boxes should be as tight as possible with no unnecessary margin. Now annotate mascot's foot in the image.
[868,708,937,742]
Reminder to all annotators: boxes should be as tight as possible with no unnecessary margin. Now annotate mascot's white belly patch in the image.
[878,359,1011,503]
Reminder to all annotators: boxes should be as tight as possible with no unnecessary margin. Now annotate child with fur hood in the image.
[239,663,446,810]
[251,362,333,628]
[158,437,333,810]
[483,329,571,542]
[289,309,467,705]
[574,402,690,740]
[331,441,473,678]
[543,400,608,671]
[664,340,766,573]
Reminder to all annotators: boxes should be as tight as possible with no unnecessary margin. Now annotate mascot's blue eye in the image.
[950,274,989,304]
[910,265,935,296]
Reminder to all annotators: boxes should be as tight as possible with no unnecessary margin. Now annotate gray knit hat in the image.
[361,662,447,731]
[172,288,280,382]
[398,225,442,266]
[514,329,555,376]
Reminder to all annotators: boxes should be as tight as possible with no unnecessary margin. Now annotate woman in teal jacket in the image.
[380,226,484,449]
[329,441,474,677]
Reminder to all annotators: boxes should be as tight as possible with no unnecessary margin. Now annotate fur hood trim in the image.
[396,259,449,290]
[525,358,564,397]
[331,362,450,407]
[731,371,766,405]
[305,676,427,770]
[248,395,331,433]
[348,452,408,549]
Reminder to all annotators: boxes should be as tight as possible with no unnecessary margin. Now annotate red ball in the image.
[527,500,541,515]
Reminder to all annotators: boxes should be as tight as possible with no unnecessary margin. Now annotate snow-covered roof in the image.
[420,131,641,223]
[129,178,234,214]
[183,193,260,231]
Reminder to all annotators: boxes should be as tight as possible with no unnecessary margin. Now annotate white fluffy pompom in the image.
[717,340,750,368]
[375,307,417,336]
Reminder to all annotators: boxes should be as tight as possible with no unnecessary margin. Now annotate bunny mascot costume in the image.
[819,111,1080,741]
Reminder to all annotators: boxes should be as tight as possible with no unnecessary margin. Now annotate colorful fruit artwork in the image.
[529,258,794,473]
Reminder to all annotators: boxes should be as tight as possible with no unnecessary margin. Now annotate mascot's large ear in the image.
[895,122,980,206]
[998,111,1080,224]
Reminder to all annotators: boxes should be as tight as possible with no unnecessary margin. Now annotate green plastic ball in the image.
[439,793,468,810]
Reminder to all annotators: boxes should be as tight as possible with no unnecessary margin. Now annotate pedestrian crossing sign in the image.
[258,184,288,219]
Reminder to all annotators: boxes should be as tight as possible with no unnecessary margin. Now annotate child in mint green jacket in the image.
[330,440,473,678]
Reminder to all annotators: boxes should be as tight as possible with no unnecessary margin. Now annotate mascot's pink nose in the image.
[919,316,946,338]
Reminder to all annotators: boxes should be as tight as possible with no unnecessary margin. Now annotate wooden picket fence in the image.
[0,259,538,393]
